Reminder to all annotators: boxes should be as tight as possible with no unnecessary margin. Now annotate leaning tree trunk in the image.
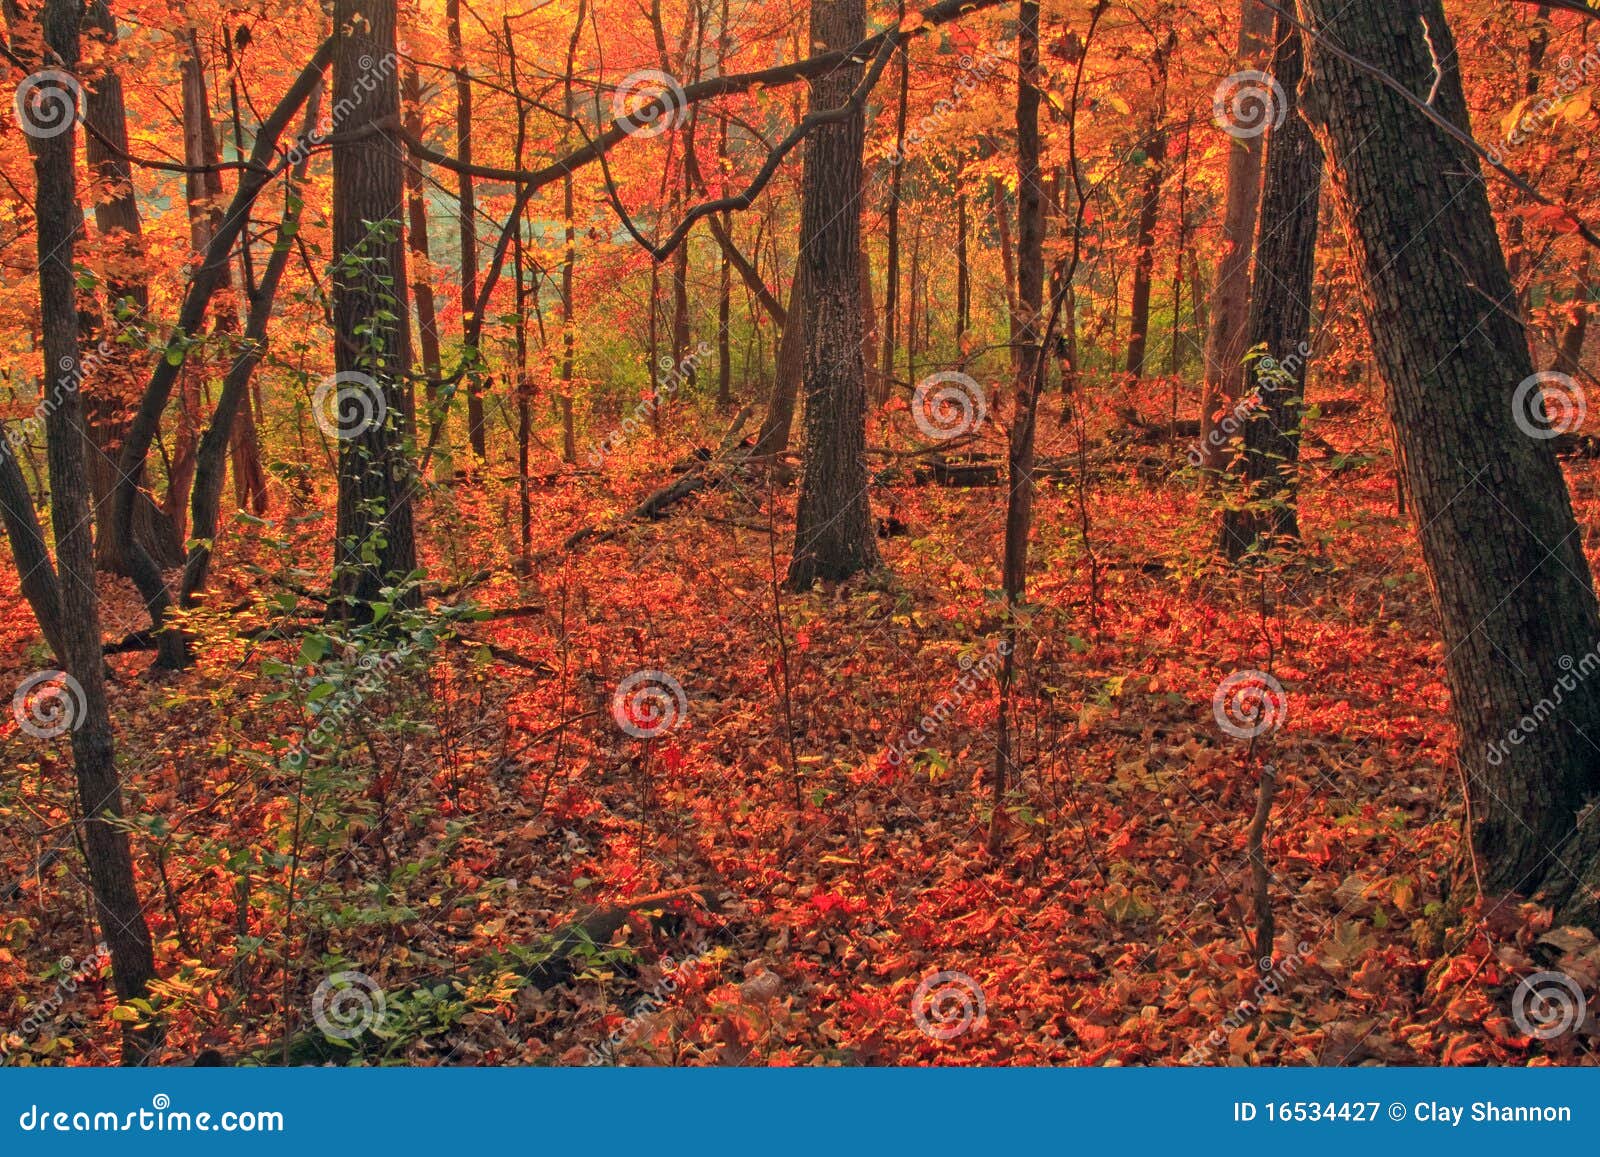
[17,0,159,1062]
[1198,0,1274,470]
[1301,0,1600,925]
[330,0,418,611]
[753,265,807,457]
[785,0,880,588]
[1218,9,1323,561]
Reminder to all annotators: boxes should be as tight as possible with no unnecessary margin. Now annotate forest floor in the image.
[3,396,1600,1065]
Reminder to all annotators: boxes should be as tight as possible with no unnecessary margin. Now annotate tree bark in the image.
[81,0,183,576]
[1124,31,1175,380]
[785,0,880,588]
[15,0,159,1062]
[1302,0,1600,925]
[448,0,486,462]
[1197,0,1274,470]
[991,0,1044,857]
[330,0,418,611]
[1218,10,1322,560]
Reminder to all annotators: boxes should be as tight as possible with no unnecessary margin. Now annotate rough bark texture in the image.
[1302,0,1600,925]
[1198,0,1274,470]
[1218,10,1322,560]
[331,0,418,610]
[23,0,159,1062]
[785,0,880,588]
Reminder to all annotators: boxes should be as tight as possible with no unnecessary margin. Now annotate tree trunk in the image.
[448,0,486,462]
[753,266,807,457]
[182,83,322,604]
[991,0,1044,857]
[1556,254,1592,378]
[785,0,880,588]
[16,0,159,1062]
[403,64,448,473]
[330,0,418,611]
[880,6,909,407]
[1302,0,1600,925]
[1218,10,1322,560]
[81,0,183,577]
[1197,0,1274,470]
[1124,32,1174,380]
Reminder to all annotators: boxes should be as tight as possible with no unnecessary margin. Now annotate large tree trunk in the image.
[1218,10,1322,560]
[15,0,159,1062]
[1302,0,1600,925]
[785,0,880,588]
[1197,0,1274,470]
[330,0,418,611]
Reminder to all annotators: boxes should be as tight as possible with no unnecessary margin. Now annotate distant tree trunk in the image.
[171,27,232,547]
[403,64,448,474]
[1505,8,1551,317]
[880,5,909,407]
[786,0,880,588]
[956,191,971,349]
[1124,31,1175,380]
[182,83,322,604]
[557,0,585,464]
[991,177,1018,326]
[330,0,418,611]
[991,0,1044,857]
[1198,0,1273,470]
[1218,11,1322,560]
[15,0,159,1062]
[753,267,807,457]
[1557,254,1592,377]
[860,245,879,402]
[1302,0,1600,926]
[449,0,486,462]
[81,0,182,576]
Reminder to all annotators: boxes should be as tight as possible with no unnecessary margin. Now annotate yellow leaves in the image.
[898,11,926,33]
[1564,86,1594,123]
[1501,96,1532,139]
